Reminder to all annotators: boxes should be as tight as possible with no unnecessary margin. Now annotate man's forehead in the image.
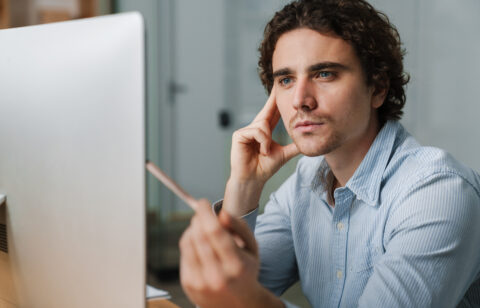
[272,28,356,71]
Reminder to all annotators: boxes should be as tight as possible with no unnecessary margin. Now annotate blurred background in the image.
[1,0,479,306]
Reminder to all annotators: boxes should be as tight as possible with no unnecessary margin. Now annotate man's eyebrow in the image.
[308,62,349,72]
[272,68,293,79]
[272,62,349,80]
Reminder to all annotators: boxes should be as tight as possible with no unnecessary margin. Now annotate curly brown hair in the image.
[258,0,410,125]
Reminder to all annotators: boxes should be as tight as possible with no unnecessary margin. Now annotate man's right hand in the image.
[224,86,300,216]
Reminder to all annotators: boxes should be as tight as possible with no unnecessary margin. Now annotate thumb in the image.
[219,210,257,255]
[281,142,300,163]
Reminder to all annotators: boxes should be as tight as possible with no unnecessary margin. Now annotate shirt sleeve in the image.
[254,173,300,296]
[281,299,300,308]
[211,199,258,231]
[358,172,480,308]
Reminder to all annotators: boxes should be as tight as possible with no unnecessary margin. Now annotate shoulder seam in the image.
[406,169,480,198]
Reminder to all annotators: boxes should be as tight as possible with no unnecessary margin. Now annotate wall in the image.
[370,0,480,171]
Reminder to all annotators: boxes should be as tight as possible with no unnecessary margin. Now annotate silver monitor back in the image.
[0,12,146,308]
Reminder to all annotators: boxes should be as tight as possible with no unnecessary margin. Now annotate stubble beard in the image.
[288,114,344,157]
[294,130,344,157]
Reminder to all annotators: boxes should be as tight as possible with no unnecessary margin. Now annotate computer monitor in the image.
[0,12,146,308]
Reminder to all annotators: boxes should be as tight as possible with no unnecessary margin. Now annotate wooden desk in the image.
[147,298,181,308]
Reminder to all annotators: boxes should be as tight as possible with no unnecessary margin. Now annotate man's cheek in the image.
[279,112,290,131]
[276,102,289,120]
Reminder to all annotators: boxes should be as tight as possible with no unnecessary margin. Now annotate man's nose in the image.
[292,78,317,111]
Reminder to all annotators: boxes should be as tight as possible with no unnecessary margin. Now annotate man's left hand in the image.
[179,199,284,308]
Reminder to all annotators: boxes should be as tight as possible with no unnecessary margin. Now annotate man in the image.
[179,0,480,307]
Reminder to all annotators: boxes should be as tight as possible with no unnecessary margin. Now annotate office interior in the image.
[1,0,479,307]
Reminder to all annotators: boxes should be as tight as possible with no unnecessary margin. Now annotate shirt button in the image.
[336,222,344,230]
[336,270,343,279]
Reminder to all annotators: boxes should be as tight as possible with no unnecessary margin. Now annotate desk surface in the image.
[147,298,181,308]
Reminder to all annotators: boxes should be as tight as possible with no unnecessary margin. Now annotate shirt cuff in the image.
[281,299,300,308]
[212,199,258,232]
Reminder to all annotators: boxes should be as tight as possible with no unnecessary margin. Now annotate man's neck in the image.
[325,116,381,189]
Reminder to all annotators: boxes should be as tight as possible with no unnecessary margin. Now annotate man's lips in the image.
[294,121,324,128]
[293,121,324,133]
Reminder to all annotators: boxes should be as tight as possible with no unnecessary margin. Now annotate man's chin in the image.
[294,139,340,157]
[294,143,325,157]
[299,148,327,157]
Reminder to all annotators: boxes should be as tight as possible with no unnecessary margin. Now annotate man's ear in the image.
[371,86,388,109]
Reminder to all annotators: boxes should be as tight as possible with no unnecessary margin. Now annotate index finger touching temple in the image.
[253,86,280,127]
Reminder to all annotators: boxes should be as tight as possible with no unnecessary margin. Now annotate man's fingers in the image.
[218,210,258,256]
[234,127,271,155]
[232,234,247,249]
[269,107,281,129]
[253,87,275,121]
[194,198,212,210]
[281,142,300,163]
[191,216,225,290]
[179,228,204,291]
[253,87,279,126]
[195,201,248,256]
[194,201,247,276]
[184,200,233,291]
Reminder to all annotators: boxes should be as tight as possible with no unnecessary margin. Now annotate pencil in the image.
[146,161,198,210]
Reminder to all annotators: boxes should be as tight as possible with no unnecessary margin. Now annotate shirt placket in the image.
[331,189,352,308]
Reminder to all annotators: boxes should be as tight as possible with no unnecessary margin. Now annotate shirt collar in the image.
[312,120,401,207]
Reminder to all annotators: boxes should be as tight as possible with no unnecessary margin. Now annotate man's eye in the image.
[279,77,292,86]
[319,71,333,78]
[315,71,336,80]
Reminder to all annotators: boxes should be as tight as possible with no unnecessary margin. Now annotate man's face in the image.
[272,28,384,157]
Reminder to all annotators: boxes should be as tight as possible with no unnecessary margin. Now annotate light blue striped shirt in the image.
[243,120,480,308]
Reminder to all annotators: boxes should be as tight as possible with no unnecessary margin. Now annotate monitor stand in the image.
[0,198,18,308]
